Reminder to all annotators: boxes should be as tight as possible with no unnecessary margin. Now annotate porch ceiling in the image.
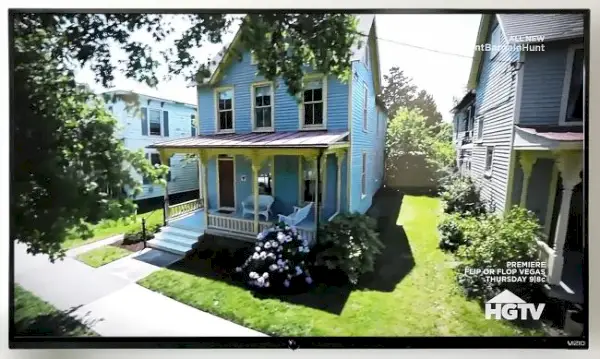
[513,125,584,150]
[148,130,349,150]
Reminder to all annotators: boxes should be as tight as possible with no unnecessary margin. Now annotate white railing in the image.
[168,198,203,220]
[297,228,317,246]
[207,214,255,234]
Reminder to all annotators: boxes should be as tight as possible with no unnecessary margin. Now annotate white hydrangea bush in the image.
[235,222,313,290]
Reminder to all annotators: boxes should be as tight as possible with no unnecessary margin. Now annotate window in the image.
[563,47,585,124]
[257,161,273,195]
[484,146,494,177]
[253,84,273,130]
[363,84,368,131]
[143,153,162,184]
[108,106,113,113]
[490,25,501,60]
[250,51,257,65]
[364,43,370,67]
[216,88,234,131]
[301,161,322,203]
[477,116,484,140]
[302,79,324,128]
[191,114,197,137]
[148,109,162,136]
[361,152,367,196]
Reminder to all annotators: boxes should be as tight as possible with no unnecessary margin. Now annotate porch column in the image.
[314,156,320,224]
[548,151,582,285]
[518,152,538,207]
[158,150,171,226]
[198,157,203,204]
[250,152,263,233]
[199,150,210,228]
[336,152,344,214]
[319,154,327,221]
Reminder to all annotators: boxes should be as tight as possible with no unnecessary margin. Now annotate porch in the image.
[150,130,350,248]
[510,125,584,303]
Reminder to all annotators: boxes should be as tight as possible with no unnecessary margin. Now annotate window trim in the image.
[484,146,494,178]
[191,114,197,137]
[559,44,585,126]
[250,81,275,132]
[250,51,258,65]
[298,74,327,130]
[362,82,368,132]
[214,86,235,133]
[475,116,484,143]
[364,43,370,67]
[489,25,502,60]
[361,151,367,198]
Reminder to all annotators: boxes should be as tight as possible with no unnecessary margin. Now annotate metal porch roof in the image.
[148,130,350,149]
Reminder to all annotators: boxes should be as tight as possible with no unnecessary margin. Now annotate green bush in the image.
[440,175,486,216]
[454,207,542,301]
[437,213,479,252]
[122,223,162,244]
[314,213,384,285]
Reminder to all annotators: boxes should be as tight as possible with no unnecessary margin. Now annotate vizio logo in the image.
[485,290,545,320]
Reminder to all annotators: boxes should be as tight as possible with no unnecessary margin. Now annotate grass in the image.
[14,285,97,336]
[139,194,542,336]
[62,209,162,250]
[76,245,132,268]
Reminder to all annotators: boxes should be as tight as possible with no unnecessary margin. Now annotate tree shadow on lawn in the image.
[167,188,415,315]
[14,305,100,337]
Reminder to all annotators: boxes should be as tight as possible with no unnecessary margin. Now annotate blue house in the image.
[147,15,387,255]
[452,14,585,304]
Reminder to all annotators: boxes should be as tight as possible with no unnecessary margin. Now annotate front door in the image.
[218,159,235,209]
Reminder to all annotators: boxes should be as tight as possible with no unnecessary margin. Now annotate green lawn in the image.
[139,195,542,336]
[76,245,132,268]
[14,285,97,336]
[62,209,162,250]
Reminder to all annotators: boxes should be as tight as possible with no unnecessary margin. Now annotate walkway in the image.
[14,242,266,337]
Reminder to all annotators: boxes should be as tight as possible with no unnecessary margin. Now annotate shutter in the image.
[163,111,169,137]
[141,107,148,135]
[167,157,172,182]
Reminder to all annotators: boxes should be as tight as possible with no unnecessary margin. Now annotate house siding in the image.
[197,51,348,135]
[518,40,583,125]
[349,32,381,214]
[273,155,300,215]
[470,19,519,212]
[108,94,199,201]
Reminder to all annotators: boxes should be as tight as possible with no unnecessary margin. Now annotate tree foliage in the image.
[379,66,443,129]
[385,108,455,188]
[12,12,360,259]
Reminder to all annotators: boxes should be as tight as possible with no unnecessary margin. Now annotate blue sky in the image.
[75,14,481,122]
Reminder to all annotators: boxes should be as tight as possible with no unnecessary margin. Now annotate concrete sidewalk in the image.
[14,242,266,337]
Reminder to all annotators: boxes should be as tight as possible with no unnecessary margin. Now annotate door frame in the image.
[216,156,236,211]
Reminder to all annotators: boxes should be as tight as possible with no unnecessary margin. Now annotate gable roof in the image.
[467,13,585,89]
[201,15,382,93]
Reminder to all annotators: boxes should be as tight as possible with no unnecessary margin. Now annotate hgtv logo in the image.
[485,290,545,320]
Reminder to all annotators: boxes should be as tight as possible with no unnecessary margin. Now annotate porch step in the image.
[146,227,204,255]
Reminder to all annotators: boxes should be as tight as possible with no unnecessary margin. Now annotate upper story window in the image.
[363,84,368,132]
[477,116,484,141]
[490,24,502,60]
[484,146,494,177]
[216,88,234,132]
[361,152,367,197]
[301,78,326,129]
[250,51,258,65]
[562,46,585,125]
[252,83,274,131]
[191,114,197,137]
[141,107,169,137]
[364,43,370,67]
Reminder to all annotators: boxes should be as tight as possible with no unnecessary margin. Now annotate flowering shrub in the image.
[314,213,384,285]
[437,213,479,252]
[439,175,487,216]
[235,222,313,290]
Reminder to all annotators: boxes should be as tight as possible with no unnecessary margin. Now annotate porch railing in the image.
[207,214,255,234]
[167,198,203,220]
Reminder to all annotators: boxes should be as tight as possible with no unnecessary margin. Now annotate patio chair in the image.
[277,202,313,227]
[242,195,274,221]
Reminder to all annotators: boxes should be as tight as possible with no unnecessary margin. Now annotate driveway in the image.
[14,242,266,337]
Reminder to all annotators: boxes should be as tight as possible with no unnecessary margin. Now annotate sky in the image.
[75,14,481,122]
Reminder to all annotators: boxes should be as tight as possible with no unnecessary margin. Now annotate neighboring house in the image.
[146,15,388,255]
[453,14,585,304]
[103,90,200,206]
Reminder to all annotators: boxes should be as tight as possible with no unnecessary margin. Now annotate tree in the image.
[385,108,454,189]
[12,12,361,260]
[379,66,443,130]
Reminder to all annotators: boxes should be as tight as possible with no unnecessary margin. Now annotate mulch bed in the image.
[110,239,146,253]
